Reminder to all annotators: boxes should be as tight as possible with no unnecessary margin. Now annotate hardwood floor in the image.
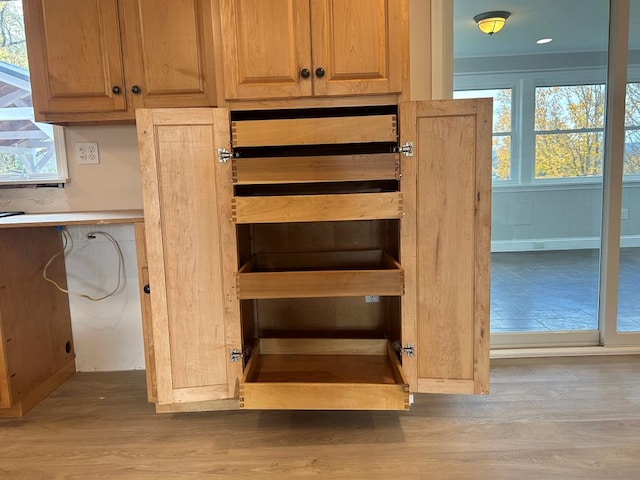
[1,355,639,479]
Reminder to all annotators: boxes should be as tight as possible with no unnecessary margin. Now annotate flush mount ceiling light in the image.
[473,11,511,35]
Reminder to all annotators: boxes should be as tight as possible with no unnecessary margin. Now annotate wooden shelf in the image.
[240,338,409,410]
[233,153,400,185]
[232,192,403,223]
[236,250,403,299]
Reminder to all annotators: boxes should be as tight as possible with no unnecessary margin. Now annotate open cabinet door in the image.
[136,108,241,410]
[400,100,492,395]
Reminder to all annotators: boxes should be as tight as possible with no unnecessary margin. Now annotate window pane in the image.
[454,88,511,133]
[0,0,63,184]
[535,132,604,179]
[618,0,640,334]
[624,129,640,175]
[535,85,606,131]
[493,135,510,180]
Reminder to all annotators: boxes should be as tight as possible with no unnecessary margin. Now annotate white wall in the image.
[492,184,640,251]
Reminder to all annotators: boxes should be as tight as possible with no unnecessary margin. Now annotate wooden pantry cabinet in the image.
[135,99,491,412]
[23,0,217,123]
[218,0,407,101]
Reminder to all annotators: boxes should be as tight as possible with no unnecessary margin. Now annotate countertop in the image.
[0,210,144,228]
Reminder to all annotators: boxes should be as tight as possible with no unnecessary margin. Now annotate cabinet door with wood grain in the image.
[219,0,312,100]
[24,0,128,119]
[310,0,407,96]
[136,108,241,409]
[119,0,217,108]
[400,99,492,395]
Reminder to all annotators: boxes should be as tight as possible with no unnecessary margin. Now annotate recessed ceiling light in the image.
[536,38,553,45]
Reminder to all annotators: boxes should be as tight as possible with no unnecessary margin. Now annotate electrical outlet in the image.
[76,142,100,165]
[621,208,629,220]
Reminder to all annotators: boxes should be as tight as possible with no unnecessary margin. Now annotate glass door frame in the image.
[600,0,640,346]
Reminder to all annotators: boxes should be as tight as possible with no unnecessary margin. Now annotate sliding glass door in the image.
[453,0,639,348]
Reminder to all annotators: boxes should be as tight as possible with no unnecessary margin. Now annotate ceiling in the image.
[454,0,639,58]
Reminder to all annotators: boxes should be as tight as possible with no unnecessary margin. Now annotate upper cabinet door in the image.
[24,0,128,117]
[136,108,241,407]
[399,99,492,396]
[119,0,217,108]
[310,0,406,96]
[219,0,312,100]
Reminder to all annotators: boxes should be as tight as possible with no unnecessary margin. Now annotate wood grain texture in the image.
[310,0,407,96]
[0,227,75,416]
[3,356,639,479]
[231,114,397,146]
[136,108,241,407]
[240,341,409,410]
[24,0,218,122]
[119,0,218,109]
[233,153,400,184]
[219,0,312,100]
[232,192,403,223]
[133,223,156,403]
[405,99,491,395]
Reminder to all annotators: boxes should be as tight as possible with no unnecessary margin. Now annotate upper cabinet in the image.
[219,0,408,101]
[24,0,218,123]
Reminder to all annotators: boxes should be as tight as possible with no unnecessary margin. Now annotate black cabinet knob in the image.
[300,68,311,79]
[131,85,141,94]
[143,284,150,294]
[112,85,121,94]
[315,67,325,78]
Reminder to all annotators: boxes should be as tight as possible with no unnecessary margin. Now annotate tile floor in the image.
[491,247,640,332]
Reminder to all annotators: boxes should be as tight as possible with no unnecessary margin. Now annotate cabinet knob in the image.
[143,284,150,294]
[315,67,325,78]
[300,68,311,79]
[131,85,141,94]
[112,86,121,94]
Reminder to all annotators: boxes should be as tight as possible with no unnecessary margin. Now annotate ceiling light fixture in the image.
[473,11,511,35]
[536,38,553,45]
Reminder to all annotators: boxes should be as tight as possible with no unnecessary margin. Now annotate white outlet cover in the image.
[76,142,100,165]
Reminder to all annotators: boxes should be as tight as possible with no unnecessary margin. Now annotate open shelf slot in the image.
[236,250,403,299]
[240,338,409,410]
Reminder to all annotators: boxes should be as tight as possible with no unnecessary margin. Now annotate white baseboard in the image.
[492,235,640,252]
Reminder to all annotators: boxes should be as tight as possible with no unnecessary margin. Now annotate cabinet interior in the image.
[232,105,406,405]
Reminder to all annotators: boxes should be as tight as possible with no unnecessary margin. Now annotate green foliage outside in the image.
[0,0,27,69]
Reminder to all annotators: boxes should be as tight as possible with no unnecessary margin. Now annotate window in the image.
[0,0,67,186]
[454,88,512,180]
[534,84,605,179]
[626,82,640,176]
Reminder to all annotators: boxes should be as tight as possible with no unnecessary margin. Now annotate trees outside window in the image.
[455,79,640,184]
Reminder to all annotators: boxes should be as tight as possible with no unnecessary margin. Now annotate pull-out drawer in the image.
[232,192,402,223]
[236,250,403,299]
[240,338,409,410]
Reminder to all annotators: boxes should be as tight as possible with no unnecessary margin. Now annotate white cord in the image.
[43,228,125,301]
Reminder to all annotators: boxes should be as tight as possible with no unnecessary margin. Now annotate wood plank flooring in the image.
[1,355,639,479]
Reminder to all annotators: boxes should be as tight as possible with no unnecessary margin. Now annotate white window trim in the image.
[454,63,640,188]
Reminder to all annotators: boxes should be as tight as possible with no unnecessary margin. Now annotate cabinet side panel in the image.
[0,228,75,407]
[416,114,477,381]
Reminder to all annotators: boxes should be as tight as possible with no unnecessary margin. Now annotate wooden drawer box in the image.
[240,338,409,410]
[236,250,403,299]
[232,192,403,224]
